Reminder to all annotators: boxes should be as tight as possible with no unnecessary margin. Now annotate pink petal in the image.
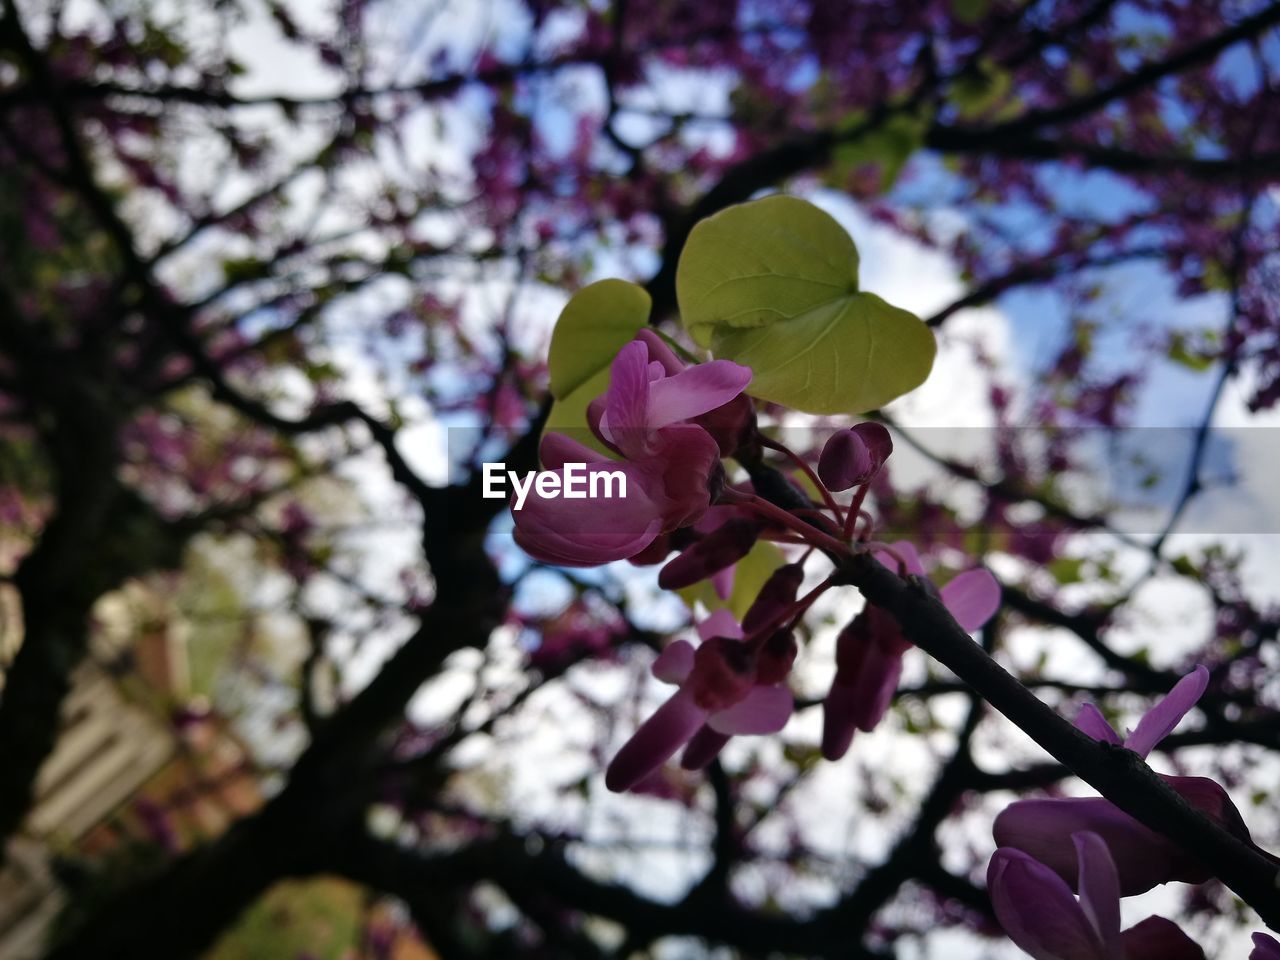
[600,340,652,457]
[939,568,1001,631]
[993,797,1204,896]
[512,464,662,566]
[824,611,907,756]
[540,431,611,469]
[707,684,792,735]
[820,683,860,761]
[1076,703,1122,745]
[874,540,925,577]
[742,563,805,634]
[1124,665,1209,758]
[711,564,735,599]
[635,329,684,376]
[1122,917,1206,960]
[605,687,707,792]
[680,726,730,770]
[643,425,723,530]
[652,639,695,684]
[645,359,752,429]
[697,609,743,642]
[657,517,757,591]
[1073,832,1122,958]
[988,848,1106,960]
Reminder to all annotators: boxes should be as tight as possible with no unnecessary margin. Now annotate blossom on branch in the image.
[994,666,1274,895]
[605,609,793,792]
[512,333,751,566]
[988,831,1204,960]
[822,541,1000,759]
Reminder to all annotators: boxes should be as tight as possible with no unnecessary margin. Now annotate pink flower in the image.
[605,609,793,792]
[512,333,751,567]
[989,831,1205,960]
[994,666,1274,896]
[593,333,752,461]
[822,542,1000,759]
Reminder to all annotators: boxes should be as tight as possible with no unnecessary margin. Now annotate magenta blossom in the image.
[590,330,755,457]
[822,541,1000,759]
[513,333,751,567]
[605,609,793,792]
[593,332,752,460]
[989,831,1204,960]
[994,666,1273,895]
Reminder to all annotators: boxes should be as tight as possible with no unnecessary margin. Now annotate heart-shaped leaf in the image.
[676,196,935,414]
[548,279,650,400]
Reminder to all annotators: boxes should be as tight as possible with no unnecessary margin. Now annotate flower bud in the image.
[756,630,797,684]
[742,562,805,633]
[818,422,892,491]
[657,517,758,590]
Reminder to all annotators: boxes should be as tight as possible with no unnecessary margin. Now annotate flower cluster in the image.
[512,332,1000,791]
[513,330,752,567]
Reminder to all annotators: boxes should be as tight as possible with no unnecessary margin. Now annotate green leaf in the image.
[832,110,930,190]
[1047,556,1086,585]
[950,60,1015,120]
[1167,332,1215,372]
[677,196,935,414]
[678,195,860,348]
[548,279,650,400]
[677,540,784,620]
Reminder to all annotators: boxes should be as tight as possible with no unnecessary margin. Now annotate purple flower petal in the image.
[742,563,805,634]
[987,848,1106,960]
[600,340,652,456]
[645,359,752,429]
[822,610,907,754]
[708,684,792,735]
[643,425,723,530]
[993,797,1204,896]
[939,568,1001,631]
[697,609,743,642]
[1076,703,1122,745]
[820,682,861,761]
[512,462,663,566]
[605,687,707,792]
[874,540,925,577]
[657,517,757,590]
[652,639,695,684]
[680,726,730,770]
[540,431,610,469]
[635,329,683,376]
[1124,665,1209,758]
[1120,917,1205,960]
[1073,832,1121,958]
[711,564,735,599]
[1251,933,1280,960]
